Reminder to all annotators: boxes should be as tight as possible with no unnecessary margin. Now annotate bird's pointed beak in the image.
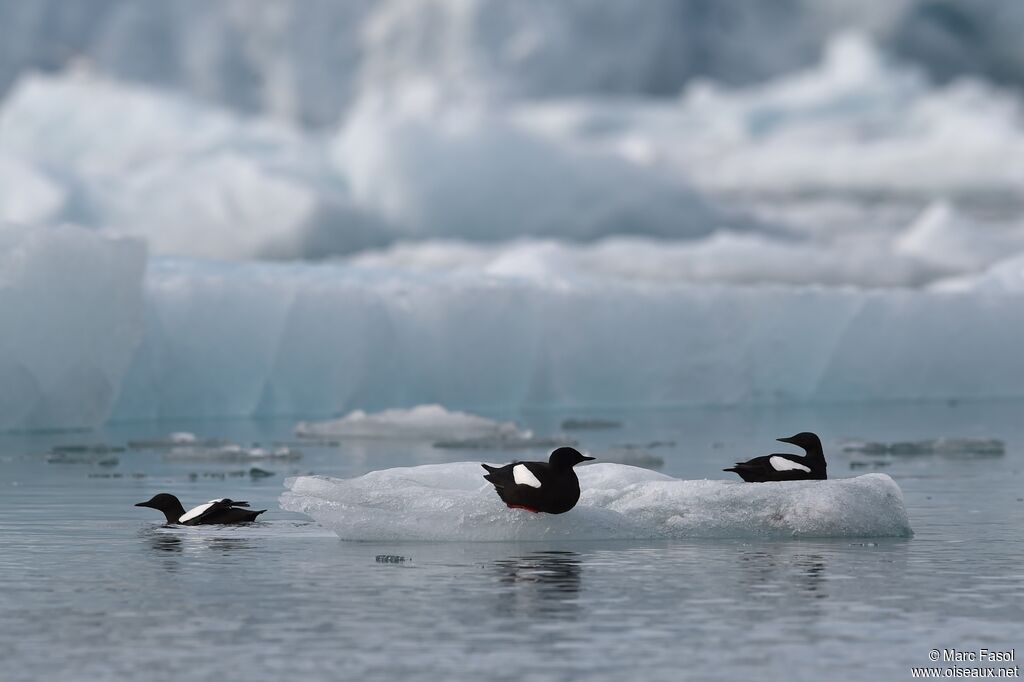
[581,455,596,461]
[776,437,795,445]
[134,501,151,508]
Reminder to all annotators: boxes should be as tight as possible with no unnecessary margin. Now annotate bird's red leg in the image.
[506,503,540,513]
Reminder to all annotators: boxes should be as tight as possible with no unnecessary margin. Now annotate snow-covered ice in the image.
[295,404,523,440]
[280,462,912,540]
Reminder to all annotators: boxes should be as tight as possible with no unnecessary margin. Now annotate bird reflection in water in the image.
[492,550,582,618]
[738,547,828,600]
[141,528,255,572]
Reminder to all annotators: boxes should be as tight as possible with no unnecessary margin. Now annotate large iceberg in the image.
[280,462,913,540]
[0,224,145,430]
[106,255,1024,421]
[0,74,387,261]
[0,1,894,128]
[0,72,748,260]
[517,33,1024,197]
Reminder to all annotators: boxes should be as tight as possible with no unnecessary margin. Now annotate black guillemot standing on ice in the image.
[724,432,828,482]
[135,493,266,525]
[482,446,595,514]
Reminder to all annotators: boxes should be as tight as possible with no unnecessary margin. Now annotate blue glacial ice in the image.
[104,253,1024,423]
[0,223,145,430]
[1,31,1024,429]
[280,462,913,540]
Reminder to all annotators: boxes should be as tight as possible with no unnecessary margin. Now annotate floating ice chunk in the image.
[432,434,572,451]
[840,437,1005,457]
[597,451,665,470]
[295,404,523,440]
[165,444,302,462]
[127,434,226,450]
[281,462,912,540]
[561,418,622,431]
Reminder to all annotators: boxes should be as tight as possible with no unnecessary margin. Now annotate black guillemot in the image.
[482,446,595,514]
[724,432,828,482]
[135,493,266,525]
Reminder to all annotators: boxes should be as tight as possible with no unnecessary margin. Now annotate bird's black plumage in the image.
[724,432,827,482]
[135,493,266,525]
[482,447,595,514]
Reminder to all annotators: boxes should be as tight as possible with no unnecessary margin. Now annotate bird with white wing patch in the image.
[482,447,595,514]
[135,493,266,525]
[724,432,827,482]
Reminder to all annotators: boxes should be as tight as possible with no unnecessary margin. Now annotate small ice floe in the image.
[281,462,912,541]
[614,440,676,450]
[51,444,125,454]
[560,418,623,431]
[165,443,302,462]
[295,404,525,441]
[432,434,575,450]
[46,451,119,466]
[128,433,227,450]
[840,437,1005,456]
[597,451,665,470]
[187,467,277,480]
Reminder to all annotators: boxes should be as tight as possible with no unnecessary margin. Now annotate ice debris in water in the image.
[839,437,1005,456]
[432,434,574,450]
[596,451,665,470]
[127,433,227,450]
[281,462,912,541]
[561,418,622,431]
[295,404,524,440]
[165,443,302,462]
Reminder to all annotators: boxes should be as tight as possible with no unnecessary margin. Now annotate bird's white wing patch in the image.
[512,464,542,488]
[769,456,811,473]
[178,499,224,523]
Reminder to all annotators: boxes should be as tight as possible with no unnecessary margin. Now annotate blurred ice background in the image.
[2,0,1024,430]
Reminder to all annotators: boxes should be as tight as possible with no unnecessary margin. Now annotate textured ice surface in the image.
[280,462,912,540]
[295,404,522,440]
[0,224,145,430]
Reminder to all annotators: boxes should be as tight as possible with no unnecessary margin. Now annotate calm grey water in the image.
[2,402,1022,682]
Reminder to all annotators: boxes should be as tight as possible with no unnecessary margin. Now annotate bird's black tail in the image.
[481,463,504,487]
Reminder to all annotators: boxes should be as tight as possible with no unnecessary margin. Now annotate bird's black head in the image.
[135,493,185,524]
[548,447,595,469]
[777,432,823,454]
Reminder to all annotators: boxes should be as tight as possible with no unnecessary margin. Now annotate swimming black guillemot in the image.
[723,432,828,482]
[482,446,595,514]
[135,493,266,525]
